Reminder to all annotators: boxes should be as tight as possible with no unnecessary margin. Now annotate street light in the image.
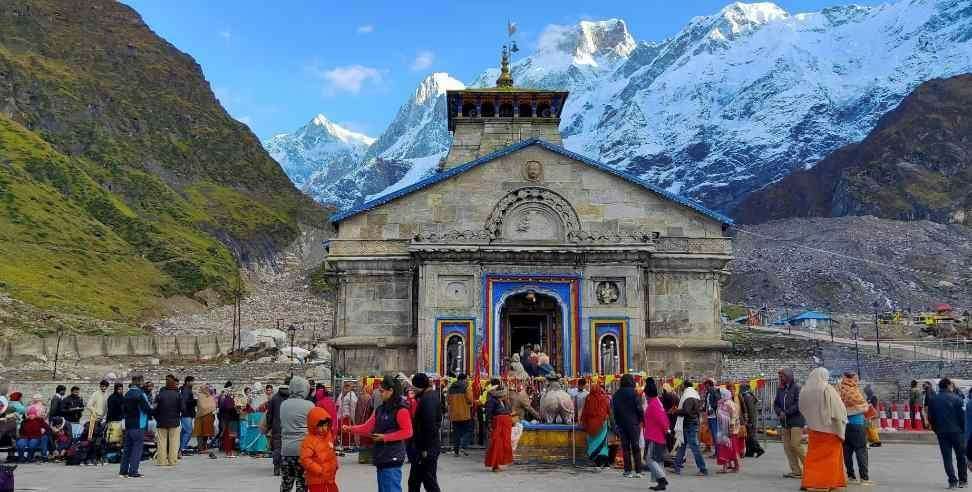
[287,323,298,376]
[872,301,881,355]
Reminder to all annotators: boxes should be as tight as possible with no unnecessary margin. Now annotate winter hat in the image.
[9,392,21,401]
[411,373,430,389]
[224,381,233,389]
[31,393,43,402]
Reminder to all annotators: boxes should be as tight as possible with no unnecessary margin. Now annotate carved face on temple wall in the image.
[524,160,543,182]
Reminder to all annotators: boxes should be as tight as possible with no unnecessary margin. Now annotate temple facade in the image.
[325,50,734,379]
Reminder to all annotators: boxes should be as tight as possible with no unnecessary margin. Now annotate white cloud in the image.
[219,30,232,40]
[309,64,383,95]
[410,50,435,71]
[356,24,374,34]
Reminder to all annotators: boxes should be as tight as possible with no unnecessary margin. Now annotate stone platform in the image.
[514,422,588,464]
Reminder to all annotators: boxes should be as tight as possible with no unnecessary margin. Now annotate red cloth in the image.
[484,414,513,469]
[349,407,413,443]
[20,418,49,439]
[317,396,338,426]
[716,438,737,465]
[580,385,610,436]
[308,484,339,492]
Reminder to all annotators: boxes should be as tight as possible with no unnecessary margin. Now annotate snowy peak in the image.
[410,72,465,107]
[263,113,373,190]
[692,1,788,43]
[533,19,636,70]
[305,114,375,146]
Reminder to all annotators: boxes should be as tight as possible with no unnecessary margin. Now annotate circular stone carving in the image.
[446,281,467,300]
[485,187,580,241]
[524,160,543,182]
[596,281,620,304]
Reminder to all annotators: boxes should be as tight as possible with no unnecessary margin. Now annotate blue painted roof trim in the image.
[329,138,733,225]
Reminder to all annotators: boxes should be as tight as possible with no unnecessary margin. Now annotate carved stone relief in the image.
[484,187,580,241]
[523,160,543,182]
[438,275,473,307]
[594,280,623,304]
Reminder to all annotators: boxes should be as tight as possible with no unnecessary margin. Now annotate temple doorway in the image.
[500,291,563,374]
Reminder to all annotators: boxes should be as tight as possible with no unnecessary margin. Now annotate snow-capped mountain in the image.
[284,72,464,208]
[264,114,373,190]
[267,0,972,212]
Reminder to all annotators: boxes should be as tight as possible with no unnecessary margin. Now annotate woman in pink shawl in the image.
[715,387,742,473]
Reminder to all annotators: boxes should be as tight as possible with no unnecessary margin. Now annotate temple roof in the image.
[329,138,733,226]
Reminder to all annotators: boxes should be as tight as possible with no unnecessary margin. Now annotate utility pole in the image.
[872,301,881,355]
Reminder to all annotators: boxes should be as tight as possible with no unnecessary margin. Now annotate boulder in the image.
[241,328,289,349]
[279,346,310,360]
[304,364,331,382]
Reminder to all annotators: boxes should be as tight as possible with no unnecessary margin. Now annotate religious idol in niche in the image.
[524,160,543,182]
[595,281,620,304]
[600,336,619,375]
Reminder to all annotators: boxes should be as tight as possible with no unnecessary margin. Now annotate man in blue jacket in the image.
[120,374,153,479]
[928,378,967,489]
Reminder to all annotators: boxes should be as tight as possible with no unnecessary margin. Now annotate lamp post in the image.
[872,301,881,355]
[287,323,298,376]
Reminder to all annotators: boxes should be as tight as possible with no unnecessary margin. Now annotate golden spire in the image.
[495,45,514,88]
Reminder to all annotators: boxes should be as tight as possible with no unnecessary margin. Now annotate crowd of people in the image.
[4,369,972,491]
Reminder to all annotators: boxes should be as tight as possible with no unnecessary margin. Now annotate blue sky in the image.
[125,0,884,141]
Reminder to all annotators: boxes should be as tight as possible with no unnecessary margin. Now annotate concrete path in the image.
[751,325,971,362]
[11,442,956,491]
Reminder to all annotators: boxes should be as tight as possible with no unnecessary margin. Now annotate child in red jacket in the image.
[300,407,339,492]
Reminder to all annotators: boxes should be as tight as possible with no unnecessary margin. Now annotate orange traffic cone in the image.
[914,407,925,431]
[879,403,889,430]
[891,403,900,431]
[902,403,913,430]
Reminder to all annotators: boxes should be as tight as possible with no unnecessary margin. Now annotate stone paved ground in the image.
[10,442,954,491]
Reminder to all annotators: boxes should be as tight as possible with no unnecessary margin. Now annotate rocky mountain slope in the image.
[726,216,972,313]
[275,0,972,212]
[0,0,325,334]
[734,74,972,225]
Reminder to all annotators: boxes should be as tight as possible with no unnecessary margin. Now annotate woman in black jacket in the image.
[611,374,644,477]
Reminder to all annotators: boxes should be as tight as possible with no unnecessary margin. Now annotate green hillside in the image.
[0,1,327,333]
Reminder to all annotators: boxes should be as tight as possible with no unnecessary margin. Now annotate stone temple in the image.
[325,48,734,379]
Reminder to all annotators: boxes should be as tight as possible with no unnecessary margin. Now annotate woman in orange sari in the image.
[799,367,848,491]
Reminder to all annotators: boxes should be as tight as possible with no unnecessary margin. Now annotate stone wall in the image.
[1,334,235,363]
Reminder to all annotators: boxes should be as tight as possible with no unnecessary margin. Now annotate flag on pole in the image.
[507,20,517,36]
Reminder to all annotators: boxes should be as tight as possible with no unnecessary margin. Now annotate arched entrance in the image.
[483,274,582,376]
[499,291,563,374]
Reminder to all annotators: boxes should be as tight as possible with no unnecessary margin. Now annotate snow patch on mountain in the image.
[267,0,972,213]
[264,114,373,190]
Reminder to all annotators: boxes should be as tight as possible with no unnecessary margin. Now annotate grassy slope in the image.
[0,1,328,333]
